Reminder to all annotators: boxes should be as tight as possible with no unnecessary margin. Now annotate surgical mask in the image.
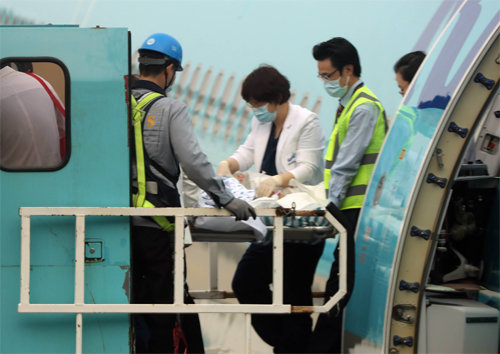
[324,76,349,98]
[253,104,277,123]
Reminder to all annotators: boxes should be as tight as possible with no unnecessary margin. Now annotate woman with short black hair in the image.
[217,65,324,197]
[394,51,426,96]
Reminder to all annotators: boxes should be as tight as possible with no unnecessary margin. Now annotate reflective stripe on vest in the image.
[324,86,387,210]
[131,93,174,232]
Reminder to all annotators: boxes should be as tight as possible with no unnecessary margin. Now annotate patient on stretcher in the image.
[191,172,329,241]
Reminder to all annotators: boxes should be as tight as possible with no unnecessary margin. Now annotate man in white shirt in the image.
[0,64,64,169]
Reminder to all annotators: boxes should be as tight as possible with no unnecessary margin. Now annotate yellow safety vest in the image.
[131,93,174,232]
[324,86,387,210]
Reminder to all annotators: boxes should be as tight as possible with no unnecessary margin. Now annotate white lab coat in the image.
[231,103,325,185]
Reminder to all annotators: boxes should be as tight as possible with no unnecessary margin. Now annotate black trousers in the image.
[232,241,325,353]
[131,226,205,354]
[308,208,360,353]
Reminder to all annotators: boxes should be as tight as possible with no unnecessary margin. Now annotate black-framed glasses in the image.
[317,69,338,81]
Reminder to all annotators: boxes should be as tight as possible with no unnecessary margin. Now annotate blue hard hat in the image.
[139,33,183,71]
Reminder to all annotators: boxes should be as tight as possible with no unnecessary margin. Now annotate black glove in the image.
[223,198,257,221]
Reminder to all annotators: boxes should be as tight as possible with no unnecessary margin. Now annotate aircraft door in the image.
[0,26,131,353]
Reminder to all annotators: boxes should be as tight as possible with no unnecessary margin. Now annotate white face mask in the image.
[324,76,350,97]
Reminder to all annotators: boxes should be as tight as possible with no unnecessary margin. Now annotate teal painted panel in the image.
[1,267,76,353]
[1,268,129,353]
[0,24,79,27]
[344,0,500,346]
[0,26,131,353]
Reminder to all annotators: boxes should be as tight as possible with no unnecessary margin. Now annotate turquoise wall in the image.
[0,26,131,353]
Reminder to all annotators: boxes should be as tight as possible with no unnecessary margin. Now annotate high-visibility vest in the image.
[131,92,174,232]
[324,86,387,210]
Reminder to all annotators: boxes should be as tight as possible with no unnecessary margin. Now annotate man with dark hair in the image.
[394,51,426,95]
[309,37,387,353]
[130,32,255,354]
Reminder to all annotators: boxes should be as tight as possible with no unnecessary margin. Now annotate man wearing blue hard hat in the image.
[130,32,256,354]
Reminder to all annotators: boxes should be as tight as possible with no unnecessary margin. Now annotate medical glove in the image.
[224,198,257,221]
[256,175,283,198]
[216,160,232,176]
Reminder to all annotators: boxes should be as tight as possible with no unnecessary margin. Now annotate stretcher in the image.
[191,207,334,244]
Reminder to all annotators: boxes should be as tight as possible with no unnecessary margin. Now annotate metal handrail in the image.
[19,206,348,354]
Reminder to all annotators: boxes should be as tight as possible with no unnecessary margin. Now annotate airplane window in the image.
[0,58,70,171]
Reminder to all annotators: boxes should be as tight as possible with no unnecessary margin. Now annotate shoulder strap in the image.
[132,92,179,203]
[132,92,164,123]
[135,93,180,186]
[25,71,66,159]
[132,92,163,207]
[25,72,66,116]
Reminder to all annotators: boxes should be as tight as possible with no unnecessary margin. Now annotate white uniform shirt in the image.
[0,66,64,169]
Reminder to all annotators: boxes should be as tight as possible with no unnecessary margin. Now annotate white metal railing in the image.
[19,206,347,354]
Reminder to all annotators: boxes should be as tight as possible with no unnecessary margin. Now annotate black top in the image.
[260,124,280,176]
[131,79,165,94]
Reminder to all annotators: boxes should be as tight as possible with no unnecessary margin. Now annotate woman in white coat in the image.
[217,65,325,353]
[217,68,324,197]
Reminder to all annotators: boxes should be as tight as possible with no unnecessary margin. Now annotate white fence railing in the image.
[19,206,347,354]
